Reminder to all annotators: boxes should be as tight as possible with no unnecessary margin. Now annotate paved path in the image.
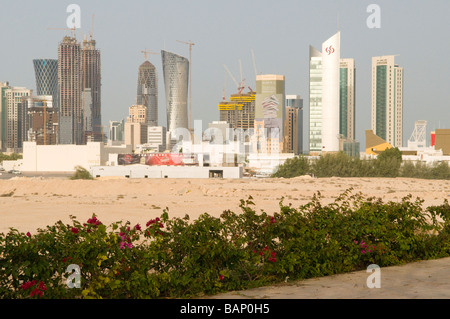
[208,257,450,299]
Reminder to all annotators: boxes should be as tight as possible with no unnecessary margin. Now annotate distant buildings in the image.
[82,37,102,143]
[309,31,358,155]
[284,95,303,155]
[161,50,189,136]
[57,34,102,145]
[371,55,403,147]
[33,59,58,108]
[124,104,148,151]
[25,95,58,146]
[218,90,256,131]
[137,60,158,127]
[254,74,285,154]
[58,35,83,145]
[0,84,32,152]
[109,120,125,143]
[339,58,355,140]
[146,126,167,152]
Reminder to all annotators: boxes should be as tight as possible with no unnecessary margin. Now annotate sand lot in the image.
[1,176,450,234]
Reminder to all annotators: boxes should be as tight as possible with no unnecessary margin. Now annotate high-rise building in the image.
[339,58,355,140]
[33,59,58,109]
[3,86,32,152]
[137,60,158,127]
[309,32,348,154]
[58,35,83,145]
[309,46,323,154]
[218,90,255,132]
[25,95,58,145]
[147,126,167,152]
[371,55,403,147]
[109,120,125,142]
[0,82,9,151]
[321,31,340,153]
[125,104,148,151]
[254,74,285,154]
[82,37,102,143]
[161,50,189,136]
[284,95,303,155]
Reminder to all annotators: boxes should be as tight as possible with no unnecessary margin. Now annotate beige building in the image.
[125,104,148,151]
[435,129,450,156]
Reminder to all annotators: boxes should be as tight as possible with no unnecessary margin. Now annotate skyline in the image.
[1,0,449,150]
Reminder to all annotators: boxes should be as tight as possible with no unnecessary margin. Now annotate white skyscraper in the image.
[321,31,340,152]
[371,55,403,147]
[309,31,341,154]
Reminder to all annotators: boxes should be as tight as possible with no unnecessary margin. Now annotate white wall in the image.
[22,142,102,172]
[90,165,243,179]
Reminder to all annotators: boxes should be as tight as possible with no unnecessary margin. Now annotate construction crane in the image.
[222,69,227,101]
[176,40,195,131]
[47,26,80,39]
[251,49,258,77]
[224,65,239,89]
[141,48,159,61]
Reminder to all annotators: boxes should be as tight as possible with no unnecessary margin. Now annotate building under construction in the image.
[82,37,102,143]
[58,35,83,145]
[218,89,255,131]
[137,59,158,127]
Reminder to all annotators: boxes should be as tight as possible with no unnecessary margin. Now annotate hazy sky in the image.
[1,0,449,149]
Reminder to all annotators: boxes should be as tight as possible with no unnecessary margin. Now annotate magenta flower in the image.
[26,232,31,237]
[361,250,366,254]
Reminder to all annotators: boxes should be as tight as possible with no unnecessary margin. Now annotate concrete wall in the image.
[1,159,23,171]
[22,142,132,172]
[90,165,243,179]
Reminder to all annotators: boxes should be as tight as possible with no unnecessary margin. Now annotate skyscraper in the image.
[0,82,9,151]
[3,86,32,152]
[339,58,355,140]
[124,104,148,151]
[82,37,102,142]
[58,35,83,145]
[137,60,158,127]
[309,46,323,154]
[321,31,340,153]
[309,31,347,154]
[284,95,303,155]
[161,50,189,136]
[218,89,255,130]
[33,59,58,108]
[254,74,285,154]
[371,55,403,147]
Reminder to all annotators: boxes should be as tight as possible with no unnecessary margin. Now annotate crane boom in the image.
[223,65,239,88]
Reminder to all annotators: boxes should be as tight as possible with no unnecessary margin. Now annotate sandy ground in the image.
[1,175,450,299]
[1,176,450,234]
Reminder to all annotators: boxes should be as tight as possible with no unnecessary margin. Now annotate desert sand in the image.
[1,176,450,234]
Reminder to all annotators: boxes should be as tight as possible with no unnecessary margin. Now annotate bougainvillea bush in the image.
[1,189,449,299]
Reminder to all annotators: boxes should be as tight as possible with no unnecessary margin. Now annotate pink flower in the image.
[26,232,31,237]
[71,227,79,234]
[134,224,141,231]
[219,275,225,281]
[361,250,366,254]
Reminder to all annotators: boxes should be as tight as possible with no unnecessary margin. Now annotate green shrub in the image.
[272,156,310,178]
[1,190,449,299]
[70,166,94,180]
